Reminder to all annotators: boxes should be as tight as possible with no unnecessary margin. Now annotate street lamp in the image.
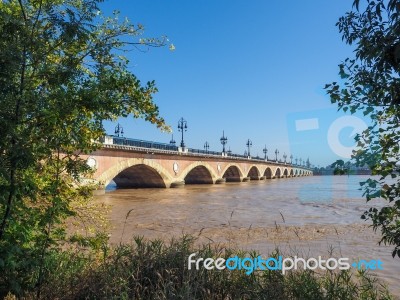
[220,130,228,154]
[204,141,210,153]
[246,139,252,157]
[169,134,176,146]
[295,158,298,165]
[283,153,287,163]
[178,117,187,148]
[275,149,279,161]
[263,145,268,160]
[115,123,124,137]
[290,154,293,164]
[299,158,303,166]
[227,147,232,156]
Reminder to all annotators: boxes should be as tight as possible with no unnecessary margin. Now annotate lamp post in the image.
[263,145,268,160]
[299,158,303,166]
[169,134,176,146]
[178,117,187,148]
[227,147,232,156]
[283,153,287,163]
[295,158,298,165]
[204,141,209,154]
[220,130,228,154]
[275,149,279,162]
[290,154,293,164]
[115,123,124,137]
[246,139,252,157]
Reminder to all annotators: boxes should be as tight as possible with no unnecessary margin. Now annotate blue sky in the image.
[100,1,360,167]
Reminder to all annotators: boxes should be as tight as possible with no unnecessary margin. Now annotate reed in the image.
[13,235,394,300]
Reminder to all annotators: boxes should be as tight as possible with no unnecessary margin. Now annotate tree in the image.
[0,0,171,296]
[331,159,346,175]
[326,0,400,257]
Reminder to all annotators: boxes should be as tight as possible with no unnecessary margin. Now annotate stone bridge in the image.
[83,138,313,192]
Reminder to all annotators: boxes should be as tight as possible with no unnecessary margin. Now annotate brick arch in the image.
[283,168,288,178]
[275,167,282,178]
[96,158,173,188]
[180,162,219,184]
[247,165,261,180]
[264,167,273,179]
[221,163,244,182]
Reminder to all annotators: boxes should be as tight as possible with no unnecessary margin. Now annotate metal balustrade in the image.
[188,148,221,156]
[103,135,312,170]
[112,136,179,151]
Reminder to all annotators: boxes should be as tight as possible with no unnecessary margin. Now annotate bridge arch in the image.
[247,165,261,180]
[97,158,173,188]
[222,163,244,182]
[180,162,218,184]
[290,169,294,177]
[275,168,282,178]
[283,168,288,178]
[264,167,273,179]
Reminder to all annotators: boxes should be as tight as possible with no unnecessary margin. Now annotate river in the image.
[97,175,400,297]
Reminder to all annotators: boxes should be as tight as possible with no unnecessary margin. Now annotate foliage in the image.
[331,159,351,175]
[325,0,400,257]
[0,0,170,296]
[10,236,394,299]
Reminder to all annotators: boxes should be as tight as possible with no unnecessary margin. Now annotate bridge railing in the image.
[227,153,247,159]
[188,148,222,156]
[112,136,179,152]
[103,135,313,170]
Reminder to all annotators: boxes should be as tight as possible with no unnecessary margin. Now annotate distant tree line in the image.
[313,161,371,176]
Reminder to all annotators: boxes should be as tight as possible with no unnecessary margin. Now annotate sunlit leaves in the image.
[0,0,170,296]
[327,0,400,257]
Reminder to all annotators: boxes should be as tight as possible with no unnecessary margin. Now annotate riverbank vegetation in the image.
[2,236,395,299]
[0,0,170,297]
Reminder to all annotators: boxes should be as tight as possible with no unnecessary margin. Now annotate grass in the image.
[6,235,394,300]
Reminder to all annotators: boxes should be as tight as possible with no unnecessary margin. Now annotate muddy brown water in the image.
[97,175,400,297]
